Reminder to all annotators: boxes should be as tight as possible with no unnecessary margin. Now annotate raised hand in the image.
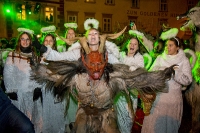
[32,34,47,54]
[32,34,42,50]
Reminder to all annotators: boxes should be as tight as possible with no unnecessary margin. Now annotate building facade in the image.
[64,0,198,37]
[0,0,198,39]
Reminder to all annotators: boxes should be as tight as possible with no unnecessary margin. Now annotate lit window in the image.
[85,0,95,3]
[132,0,140,8]
[160,0,168,11]
[66,0,77,1]
[16,5,26,20]
[45,7,54,23]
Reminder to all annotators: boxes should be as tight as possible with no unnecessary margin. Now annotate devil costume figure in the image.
[31,27,176,133]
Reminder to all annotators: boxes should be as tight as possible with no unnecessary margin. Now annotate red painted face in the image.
[82,51,107,80]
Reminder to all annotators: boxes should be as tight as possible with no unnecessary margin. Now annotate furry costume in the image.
[30,57,175,133]
[177,2,200,132]
[31,26,174,132]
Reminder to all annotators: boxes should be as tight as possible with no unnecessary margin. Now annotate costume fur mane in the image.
[31,59,173,101]
[177,2,200,132]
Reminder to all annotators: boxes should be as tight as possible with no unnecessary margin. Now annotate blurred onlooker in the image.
[150,39,165,62]
[0,38,9,49]
[0,87,35,133]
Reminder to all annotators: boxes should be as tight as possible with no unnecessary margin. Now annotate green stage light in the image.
[25,2,32,15]
[6,9,10,13]
[4,3,12,14]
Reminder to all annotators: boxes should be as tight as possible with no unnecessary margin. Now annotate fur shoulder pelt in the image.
[109,64,176,95]
[31,61,175,100]
[30,60,86,99]
[184,48,197,68]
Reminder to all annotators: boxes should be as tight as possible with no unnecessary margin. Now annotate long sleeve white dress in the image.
[141,49,192,133]
[3,52,43,133]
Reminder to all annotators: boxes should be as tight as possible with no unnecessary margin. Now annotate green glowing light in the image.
[4,2,12,14]
[6,9,10,13]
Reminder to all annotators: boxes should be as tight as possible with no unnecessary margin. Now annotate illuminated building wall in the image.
[0,0,198,38]
[64,0,198,37]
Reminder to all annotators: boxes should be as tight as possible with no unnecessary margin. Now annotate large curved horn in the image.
[107,26,127,39]
[68,36,91,54]
[66,36,90,54]
[56,34,90,54]
[98,26,127,53]
[56,33,90,54]
[78,37,91,54]
[55,33,78,45]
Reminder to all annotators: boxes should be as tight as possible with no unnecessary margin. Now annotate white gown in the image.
[4,52,43,133]
[40,57,78,133]
[141,49,192,133]
[41,90,77,133]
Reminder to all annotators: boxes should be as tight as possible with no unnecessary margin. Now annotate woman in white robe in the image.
[141,37,192,133]
[39,25,78,132]
[3,29,43,133]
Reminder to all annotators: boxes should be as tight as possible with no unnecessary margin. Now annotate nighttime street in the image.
[0,0,200,133]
